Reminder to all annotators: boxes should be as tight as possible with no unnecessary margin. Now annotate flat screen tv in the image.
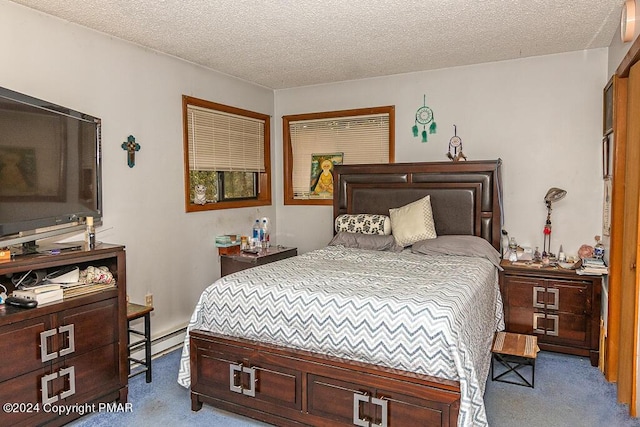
[0,86,102,253]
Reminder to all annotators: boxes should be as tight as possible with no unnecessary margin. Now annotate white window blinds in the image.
[289,113,389,199]
[187,104,265,172]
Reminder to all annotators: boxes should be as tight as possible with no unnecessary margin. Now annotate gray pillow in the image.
[411,235,502,269]
[328,232,403,252]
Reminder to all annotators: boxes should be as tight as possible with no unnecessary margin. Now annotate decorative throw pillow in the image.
[389,195,437,247]
[328,232,403,252]
[334,214,391,235]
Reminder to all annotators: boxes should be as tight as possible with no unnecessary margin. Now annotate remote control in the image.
[5,296,38,309]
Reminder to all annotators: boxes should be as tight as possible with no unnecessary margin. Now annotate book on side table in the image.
[577,257,608,276]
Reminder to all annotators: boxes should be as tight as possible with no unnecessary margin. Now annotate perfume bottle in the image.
[85,217,96,249]
[534,247,542,262]
[508,237,518,262]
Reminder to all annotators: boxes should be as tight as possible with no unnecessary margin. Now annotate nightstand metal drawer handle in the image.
[547,314,559,336]
[533,286,546,309]
[533,313,545,334]
[547,288,559,310]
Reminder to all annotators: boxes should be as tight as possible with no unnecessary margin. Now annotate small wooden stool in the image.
[491,331,538,388]
[127,302,154,383]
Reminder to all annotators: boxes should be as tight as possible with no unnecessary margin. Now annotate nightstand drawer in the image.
[221,247,298,277]
[504,276,589,314]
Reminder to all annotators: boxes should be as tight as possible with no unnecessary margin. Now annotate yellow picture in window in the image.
[309,153,343,199]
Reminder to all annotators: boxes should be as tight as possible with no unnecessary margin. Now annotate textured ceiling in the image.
[10,0,623,89]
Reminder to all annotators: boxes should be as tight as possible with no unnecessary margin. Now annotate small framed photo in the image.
[603,77,613,136]
[309,153,343,199]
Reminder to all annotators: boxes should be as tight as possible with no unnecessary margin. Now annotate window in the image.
[183,96,271,211]
[283,106,394,205]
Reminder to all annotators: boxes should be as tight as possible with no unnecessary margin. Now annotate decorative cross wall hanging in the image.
[121,135,140,168]
[412,94,437,143]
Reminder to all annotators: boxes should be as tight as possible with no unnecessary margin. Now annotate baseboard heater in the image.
[130,326,187,365]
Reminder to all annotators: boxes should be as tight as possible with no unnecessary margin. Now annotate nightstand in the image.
[220,246,298,277]
[499,260,602,366]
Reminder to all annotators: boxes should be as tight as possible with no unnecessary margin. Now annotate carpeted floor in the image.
[69,348,640,427]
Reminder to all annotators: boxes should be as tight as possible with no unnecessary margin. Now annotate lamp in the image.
[543,187,567,257]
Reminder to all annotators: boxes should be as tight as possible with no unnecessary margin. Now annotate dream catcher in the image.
[446,125,467,162]
[412,95,437,142]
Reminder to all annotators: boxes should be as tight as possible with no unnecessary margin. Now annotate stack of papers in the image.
[577,257,608,275]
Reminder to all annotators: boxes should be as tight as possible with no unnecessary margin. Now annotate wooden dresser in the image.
[0,244,128,426]
[499,260,602,366]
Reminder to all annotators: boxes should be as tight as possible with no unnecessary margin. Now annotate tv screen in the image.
[0,86,102,245]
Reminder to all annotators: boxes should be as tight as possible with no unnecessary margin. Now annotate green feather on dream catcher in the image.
[412,94,437,143]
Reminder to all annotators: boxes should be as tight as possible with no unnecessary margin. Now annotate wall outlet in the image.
[145,293,153,307]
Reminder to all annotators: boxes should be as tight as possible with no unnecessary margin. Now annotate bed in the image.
[178,160,504,427]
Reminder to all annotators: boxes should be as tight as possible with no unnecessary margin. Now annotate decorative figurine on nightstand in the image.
[534,247,542,262]
[594,235,605,259]
[446,125,467,162]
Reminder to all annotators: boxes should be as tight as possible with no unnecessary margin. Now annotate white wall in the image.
[275,51,608,258]
[0,1,275,339]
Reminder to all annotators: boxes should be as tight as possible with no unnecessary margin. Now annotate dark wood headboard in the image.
[332,160,503,250]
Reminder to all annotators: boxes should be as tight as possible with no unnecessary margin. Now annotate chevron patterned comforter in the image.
[178,246,504,427]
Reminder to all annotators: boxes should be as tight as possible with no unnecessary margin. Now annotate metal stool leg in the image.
[144,312,152,383]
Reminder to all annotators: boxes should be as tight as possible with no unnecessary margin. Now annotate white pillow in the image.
[389,195,437,247]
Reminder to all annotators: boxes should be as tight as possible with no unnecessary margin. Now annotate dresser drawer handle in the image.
[41,372,59,405]
[58,366,76,399]
[547,288,559,310]
[40,329,57,362]
[533,287,545,309]
[58,324,75,357]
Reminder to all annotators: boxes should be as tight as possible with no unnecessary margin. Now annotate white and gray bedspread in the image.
[177,246,504,427]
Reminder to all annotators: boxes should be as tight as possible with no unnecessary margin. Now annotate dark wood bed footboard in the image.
[190,330,460,427]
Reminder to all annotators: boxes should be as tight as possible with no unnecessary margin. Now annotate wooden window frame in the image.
[182,95,271,212]
[283,106,395,206]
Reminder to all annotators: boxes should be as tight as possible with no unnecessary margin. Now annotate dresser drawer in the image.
[0,315,51,382]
